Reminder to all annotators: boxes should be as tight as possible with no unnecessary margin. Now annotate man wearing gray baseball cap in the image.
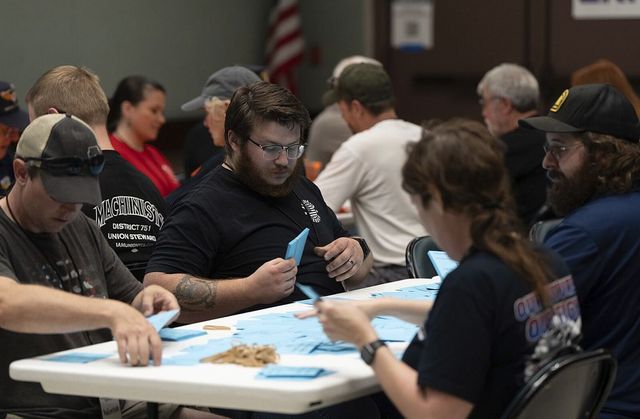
[170,66,262,206]
[0,114,188,418]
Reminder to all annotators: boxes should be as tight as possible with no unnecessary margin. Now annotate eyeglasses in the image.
[246,137,305,160]
[543,142,582,160]
[23,154,105,176]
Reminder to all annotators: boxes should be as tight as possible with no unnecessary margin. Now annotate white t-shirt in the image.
[315,119,428,266]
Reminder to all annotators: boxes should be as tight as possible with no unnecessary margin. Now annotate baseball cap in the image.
[181,66,262,111]
[324,63,394,108]
[519,83,640,142]
[322,56,383,106]
[0,81,29,131]
[16,114,104,205]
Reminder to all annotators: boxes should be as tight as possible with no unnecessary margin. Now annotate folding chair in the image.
[501,349,617,419]
[405,236,440,278]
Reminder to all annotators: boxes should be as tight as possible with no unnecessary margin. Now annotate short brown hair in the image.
[26,65,109,126]
[224,81,311,157]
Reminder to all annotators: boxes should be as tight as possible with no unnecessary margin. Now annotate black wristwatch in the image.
[360,339,387,365]
[353,237,370,259]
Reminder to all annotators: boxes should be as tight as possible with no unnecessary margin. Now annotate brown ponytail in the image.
[402,118,551,306]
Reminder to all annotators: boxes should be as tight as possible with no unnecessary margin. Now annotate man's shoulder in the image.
[547,191,640,247]
[345,119,421,149]
[101,152,164,195]
[502,126,545,152]
[565,191,640,224]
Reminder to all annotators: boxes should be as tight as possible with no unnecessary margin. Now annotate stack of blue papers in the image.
[45,353,111,364]
[256,365,333,381]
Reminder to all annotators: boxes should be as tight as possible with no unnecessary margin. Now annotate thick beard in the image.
[547,158,598,217]
[234,148,303,197]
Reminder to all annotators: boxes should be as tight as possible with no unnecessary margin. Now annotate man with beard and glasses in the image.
[519,83,640,419]
[145,82,373,323]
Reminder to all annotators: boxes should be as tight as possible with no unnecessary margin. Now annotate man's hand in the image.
[132,284,180,317]
[247,258,297,304]
[315,237,363,282]
[107,302,163,367]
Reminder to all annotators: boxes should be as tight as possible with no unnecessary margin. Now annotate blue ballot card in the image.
[296,283,321,301]
[285,228,310,266]
[146,309,180,332]
[427,251,458,279]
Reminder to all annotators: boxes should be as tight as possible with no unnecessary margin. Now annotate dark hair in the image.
[402,118,551,305]
[26,65,109,126]
[224,81,311,157]
[106,75,165,132]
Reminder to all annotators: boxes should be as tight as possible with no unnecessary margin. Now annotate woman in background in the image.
[108,75,180,196]
[300,119,581,419]
[571,59,640,116]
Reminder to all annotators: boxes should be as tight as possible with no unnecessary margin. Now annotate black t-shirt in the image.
[165,152,225,209]
[82,150,167,281]
[147,165,349,308]
[401,248,579,419]
[501,126,547,227]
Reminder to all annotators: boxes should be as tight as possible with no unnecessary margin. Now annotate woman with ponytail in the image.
[299,119,581,419]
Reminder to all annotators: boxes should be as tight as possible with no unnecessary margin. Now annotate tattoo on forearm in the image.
[175,275,217,311]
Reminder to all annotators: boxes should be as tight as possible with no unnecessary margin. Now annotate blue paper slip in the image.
[296,283,321,301]
[159,328,207,341]
[285,228,310,265]
[45,352,111,363]
[427,251,458,279]
[147,309,180,332]
[256,365,329,381]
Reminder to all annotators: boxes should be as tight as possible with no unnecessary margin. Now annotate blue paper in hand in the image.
[296,283,321,301]
[146,309,180,332]
[427,251,458,279]
[285,228,310,266]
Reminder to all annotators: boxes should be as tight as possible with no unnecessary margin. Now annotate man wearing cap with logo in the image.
[0,81,30,196]
[146,82,372,323]
[180,66,263,179]
[0,114,187,417]
[306,55,382,170]
[315,63,427,285]
[520,83,640,418]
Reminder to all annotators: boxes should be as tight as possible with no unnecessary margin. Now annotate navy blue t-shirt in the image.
[147,166,349,309]
[401,248,579,419]
[545,191,640,417]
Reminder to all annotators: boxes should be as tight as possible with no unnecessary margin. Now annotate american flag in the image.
[266,0,305,95]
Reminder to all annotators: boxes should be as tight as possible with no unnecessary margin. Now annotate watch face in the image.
[360,345,374,365]
[360,340,385,365]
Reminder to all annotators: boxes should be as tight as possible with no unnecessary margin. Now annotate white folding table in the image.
[10,278,436,414]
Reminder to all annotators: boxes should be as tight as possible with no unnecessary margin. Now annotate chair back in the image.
[501,349,617,419]
[529,218,563,244]
[405,236,440,278]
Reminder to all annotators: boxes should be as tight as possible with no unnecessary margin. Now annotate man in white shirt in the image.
[315,63,427,285]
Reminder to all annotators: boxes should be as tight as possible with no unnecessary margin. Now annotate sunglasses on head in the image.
[23,154,105,176]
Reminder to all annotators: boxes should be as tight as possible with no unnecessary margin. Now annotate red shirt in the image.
[109,134,180,197]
